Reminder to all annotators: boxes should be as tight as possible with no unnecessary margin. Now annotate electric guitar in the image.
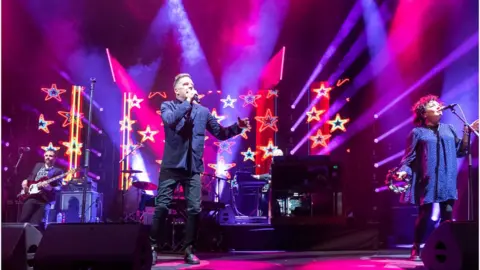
[17,168,77,202]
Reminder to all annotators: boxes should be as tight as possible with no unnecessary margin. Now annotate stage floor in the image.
[152,250,425,269]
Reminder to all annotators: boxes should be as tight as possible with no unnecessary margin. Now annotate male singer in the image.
[150,73,251,264]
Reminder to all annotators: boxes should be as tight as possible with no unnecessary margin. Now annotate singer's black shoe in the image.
[184,246,200,265]
[151,248,158,266]
[409,243,421,261]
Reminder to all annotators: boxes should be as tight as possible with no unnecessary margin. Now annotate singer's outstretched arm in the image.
[206,113,242,141]
[160,101,192,128]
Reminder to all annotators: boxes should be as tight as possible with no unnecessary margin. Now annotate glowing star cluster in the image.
[255,109,278,132]
[309,129,331,148]
[58,111,84,128]
[328,113,350,132]
[38,114,54,133]
[214,140,236,154]
[41,84,66,102]
[62,139,83,156]
[312,82,332,99]
[207,156,236,179]
[266,89,278,99]
[128,95,144,109]
[138,125,159,143]
[306,107,325,123]
[239,90,262,107]
[259,139,279,160]
[211,108,226,123]
[41,142,60,152]
[241,147,257,162]
[220,95,237,109]
[119,118,137,131]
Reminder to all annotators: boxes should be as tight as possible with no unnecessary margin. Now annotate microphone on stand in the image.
[440,103,458,111]
[19,147,31,152]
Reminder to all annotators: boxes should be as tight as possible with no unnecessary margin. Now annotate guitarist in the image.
[18,150,64,226]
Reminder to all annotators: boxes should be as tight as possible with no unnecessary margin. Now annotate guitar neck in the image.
[42,171,73,184]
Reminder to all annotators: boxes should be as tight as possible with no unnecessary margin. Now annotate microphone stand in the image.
[447,106,479,221]
[119,143,143,221]
[80,78,96,223]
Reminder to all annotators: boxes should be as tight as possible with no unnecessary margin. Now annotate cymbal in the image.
[122,169,143,174]
[132,181,158,191]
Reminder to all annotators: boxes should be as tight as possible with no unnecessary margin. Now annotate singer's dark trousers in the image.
[413,200,454,245]
[149,169,202,250]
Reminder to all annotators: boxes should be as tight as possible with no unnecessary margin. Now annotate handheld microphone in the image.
[19,147,31,152]
[441,103,458,111]
[193,94,201,104]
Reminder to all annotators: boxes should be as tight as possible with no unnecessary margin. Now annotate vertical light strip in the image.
[119,92,134,190]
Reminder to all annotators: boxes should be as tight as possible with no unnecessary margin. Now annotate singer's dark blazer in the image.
[160,99,242,174]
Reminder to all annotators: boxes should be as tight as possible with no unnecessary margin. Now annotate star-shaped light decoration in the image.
[128,95,144,109]
[267,89,278,99]
[38,114,54,133]
[41,84,67,102]
[41,142,61,152]
[241,147,257,162]
[312,82,333,99]
[58,111,84,128]
[207,156,236,179]
[306,107,325,123]
[327,113,350,132]
[255,109,279,132]
[121,144,140,156]
[213,140,236,154]
[148,92,167,99]
[220,95,237,109]
[309,129,332,148]
[239,90,262,107]
[238,128,249,140]
[62,139,83,156]
[138,125,159,143]
[259,139,279,160]
[211,108,226,123]
[119,118,137,131]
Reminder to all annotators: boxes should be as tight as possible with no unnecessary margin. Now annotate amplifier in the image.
[64,178,97,192]
[58,191,103,223]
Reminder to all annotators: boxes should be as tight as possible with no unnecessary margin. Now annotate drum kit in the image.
[121,169,158,223]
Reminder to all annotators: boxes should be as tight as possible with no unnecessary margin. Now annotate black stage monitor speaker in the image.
[33,223,152,270]
[2,223,43,270]
[421,221,478,270]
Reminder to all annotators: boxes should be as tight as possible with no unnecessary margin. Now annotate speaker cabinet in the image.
[34,223,152,270]
[422,221,478,270]
[1,223,43,270]
[59,191,102,223]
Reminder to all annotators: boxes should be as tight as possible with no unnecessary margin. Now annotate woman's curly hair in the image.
[412,94,443,126]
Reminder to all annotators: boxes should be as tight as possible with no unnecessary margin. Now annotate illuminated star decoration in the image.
[58,111,84,128]
[255,109,279,132]
[309,129,332,148]
[207,156,236,179]
[266,89,279,99]
[220,95,237,109]
[239,90,262,107]
[38,114,54,133]
[119,118,137,131]
[328,113,350,132]
[306,107,325,123]
[121,144,140,156]
[241,147,257,162]
[213,140,236,154]
[41,84,66,102]
[138,125,159,143]
[239,128,249,140]
[148,92,167,99]
[259,139,279,160]
[336,78,350,87]
[41,142,60,152]
[211,108,226,123]
[312,82,333,99]
[62,139,83,156]
[128,95,144,109]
